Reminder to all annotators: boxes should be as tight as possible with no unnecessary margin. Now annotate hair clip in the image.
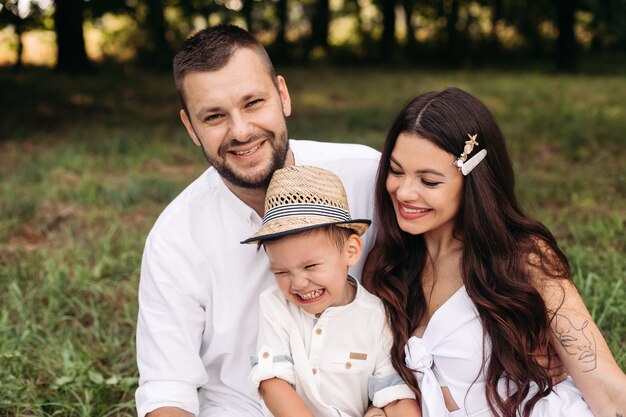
[454,133,487,176]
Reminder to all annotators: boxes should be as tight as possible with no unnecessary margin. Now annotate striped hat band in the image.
[241,165,371,243]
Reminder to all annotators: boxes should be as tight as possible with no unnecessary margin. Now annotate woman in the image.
[364,88,625,417]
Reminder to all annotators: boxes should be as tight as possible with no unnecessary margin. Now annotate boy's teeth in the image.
[299,289,323,300]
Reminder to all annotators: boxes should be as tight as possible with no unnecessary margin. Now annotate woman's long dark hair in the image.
[367,88,571,417]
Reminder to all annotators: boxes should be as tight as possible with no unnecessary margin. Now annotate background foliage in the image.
[0,0,625,415]
[1,0,626,71]
[1,64,625,415]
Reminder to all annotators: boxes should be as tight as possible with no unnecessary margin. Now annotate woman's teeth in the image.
[401,206,428,213]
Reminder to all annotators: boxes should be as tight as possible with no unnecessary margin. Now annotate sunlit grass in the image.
[1,66,624,415]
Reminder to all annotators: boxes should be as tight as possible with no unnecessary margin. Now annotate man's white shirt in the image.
[136,140,380,416]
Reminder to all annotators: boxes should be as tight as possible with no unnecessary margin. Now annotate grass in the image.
[1,65,625,415]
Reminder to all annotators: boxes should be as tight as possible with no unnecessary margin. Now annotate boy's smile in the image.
[296,288,325,302]
[264,228,361,315]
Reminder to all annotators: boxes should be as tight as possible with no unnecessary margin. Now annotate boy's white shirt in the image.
[250,277,415,417]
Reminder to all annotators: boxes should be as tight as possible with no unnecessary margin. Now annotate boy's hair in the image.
[173,24,278,113]
[258,225,356,251]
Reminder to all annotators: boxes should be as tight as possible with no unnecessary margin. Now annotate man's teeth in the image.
[299,289,323,300]
[233,144,260,156]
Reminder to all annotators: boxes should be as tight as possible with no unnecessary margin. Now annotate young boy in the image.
[242,166,420,417]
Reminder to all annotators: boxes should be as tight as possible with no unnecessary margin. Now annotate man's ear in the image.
[180,109,201,147]
[345,234,363,267]
[276,75,292,117]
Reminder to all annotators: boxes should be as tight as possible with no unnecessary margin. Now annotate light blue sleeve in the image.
[368,372,415,406]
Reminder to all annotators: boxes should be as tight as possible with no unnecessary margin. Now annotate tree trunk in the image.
[489,0,501,51]
[272,0,289,62]
[445,0,460,63]
[555,0,577,71]
[242,0,254,33]
[306,0,330,59]
[144,0,171,69]
[381,0,396,60]
[401,0,416,54]
[516,1,545,57]
[14,22,23,69]
[54,0,90,73]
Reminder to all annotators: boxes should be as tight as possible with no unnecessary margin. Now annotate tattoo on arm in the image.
[548,310,597,372]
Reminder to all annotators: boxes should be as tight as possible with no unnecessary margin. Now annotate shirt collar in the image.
[211,140,301,228]
[211,169,263,228]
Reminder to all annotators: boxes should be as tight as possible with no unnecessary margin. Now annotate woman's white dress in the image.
[404,286,593,417]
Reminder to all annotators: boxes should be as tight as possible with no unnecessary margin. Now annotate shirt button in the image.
[315,328,322,335]
[312,368,318,375]
[262,352,269,359]
[345,362,352,369]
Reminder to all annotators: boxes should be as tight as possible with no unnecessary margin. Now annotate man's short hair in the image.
[173,24,278,112]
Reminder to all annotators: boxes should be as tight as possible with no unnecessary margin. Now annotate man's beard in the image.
[198,129,290,189]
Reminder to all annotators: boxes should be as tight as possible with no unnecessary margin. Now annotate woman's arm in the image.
[537,276,626,417]
[259,378,315,417]
[382,399,422,417]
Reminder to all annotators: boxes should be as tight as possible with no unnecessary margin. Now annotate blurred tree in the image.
[242,0,253,32]
[584,0,626,51]
[512,0,551,57]
[367,0,400,60]
[399,0,418,54]
[555,0,577,71]
[87,0,132,17]
[176,0,215,30]
[380,0,397,60]
[143,0,171,69]
[5,0,625,70]
[270,0,289,62]
[308,0,329,55]
[54,0,91,73]
[0,0,46,69]
[345,0,370,49]
[442,0,465,64]
[486,0,502,53]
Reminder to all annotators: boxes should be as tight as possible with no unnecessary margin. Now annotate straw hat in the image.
[242,165,370,244]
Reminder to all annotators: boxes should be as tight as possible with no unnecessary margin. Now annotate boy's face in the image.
[264,228,362,316]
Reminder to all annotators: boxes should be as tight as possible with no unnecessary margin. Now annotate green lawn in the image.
[1,66,624,416]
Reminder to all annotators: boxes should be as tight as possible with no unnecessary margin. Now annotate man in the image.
[135,25,380,417]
